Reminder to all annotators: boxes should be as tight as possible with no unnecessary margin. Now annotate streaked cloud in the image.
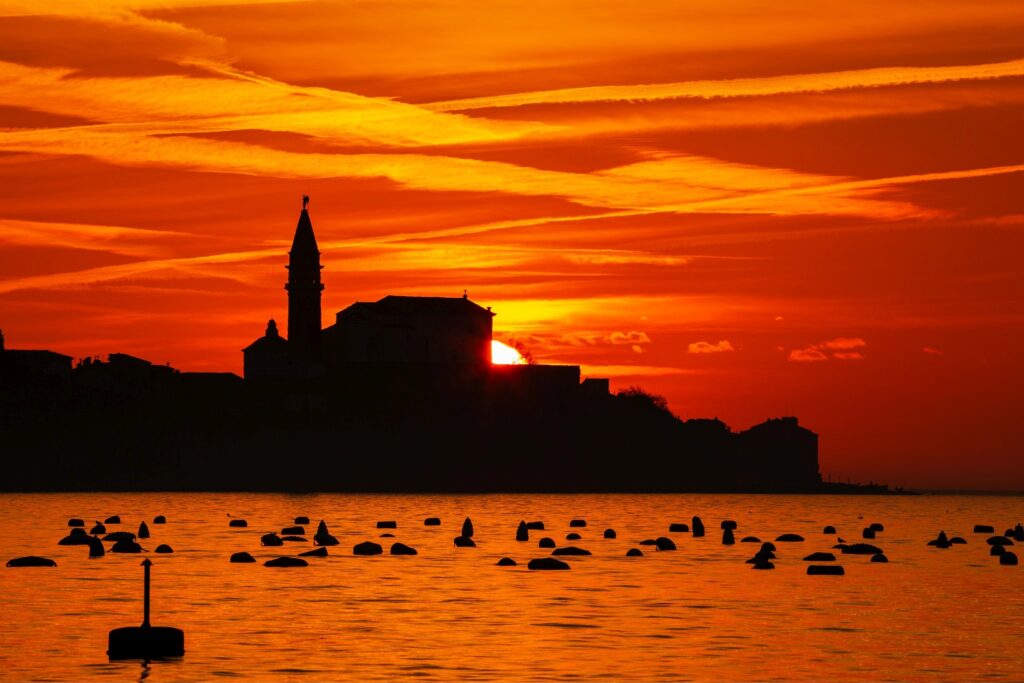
[789,337,867,362]
[688,340,735,354]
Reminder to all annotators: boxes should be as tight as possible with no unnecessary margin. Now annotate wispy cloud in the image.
[789,337,866,362]
[688,340,735,354]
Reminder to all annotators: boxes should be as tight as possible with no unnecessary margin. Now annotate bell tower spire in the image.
[285,194,323,359]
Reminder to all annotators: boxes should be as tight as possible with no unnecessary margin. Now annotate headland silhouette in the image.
[0,197,892,494]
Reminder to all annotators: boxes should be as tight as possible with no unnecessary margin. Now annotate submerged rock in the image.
[137,522,150,540]
[987,536,1013,546]
[949,537,967,545]
[566,532,582,541]
[807,565,845,576]
[377,521,397,529]
[692,516,705,537]
[842,543,883,555]
[261,533,283,547]
[294,516,310,525]
[761,542,777,552]
[516,521,529,542]
[390,543,417,556]
[626,548,643,557]
[154,544,173,554]
[552,546,591,556]
[999,551,1018,566]
[104,516,121,524]
[862,528,876,539]
[153,515,166,525]
[229,519,248,528]
[230,552,256,563]
[103,531,135,543]
[454,536,476,548]
[423,517,441,526]
[638,539,658,546]
[462,518,474,538]
[497,557,517,566]
[871,553,889,563]
[58,534,90,546]
[973,524,995,533]
[803,552,836,562]
[869,523,884,532]
[281,526,305,535]
[528,557,569,571]
[538,537,556,549]
[721,520,738,530]
[569,519,587,528]
[669,523,689,533]
[353,541,383,556]
[7,556,57,567]
[776,534,804,542]
[90,523,106,535]
[280,536,307,543]
[87,536,105,558]
[265,556,308,567]
[111,540,143,553]
[823,525,837,534]
[741,536,760,543]
[314,521,340,546]
[752,560,774,570]
[525,521,545,531]
[299,547,328,557]
[722,528,735,545]
[603,529,616,539]
[655,537,676,551]
[67,518,85,527]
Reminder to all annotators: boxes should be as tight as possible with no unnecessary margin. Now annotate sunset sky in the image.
[1,1,1022,489]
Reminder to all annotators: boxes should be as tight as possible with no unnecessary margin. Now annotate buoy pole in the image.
[142,559,151,629]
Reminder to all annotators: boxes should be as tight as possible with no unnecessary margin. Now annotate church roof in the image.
[243,319,290,353]
[336,295,495,319]
[289,208,319,256]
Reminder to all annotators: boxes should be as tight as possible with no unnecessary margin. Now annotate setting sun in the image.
[491,340,527,365]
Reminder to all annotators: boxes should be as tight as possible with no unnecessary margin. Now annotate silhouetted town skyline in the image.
[0,198,892,494]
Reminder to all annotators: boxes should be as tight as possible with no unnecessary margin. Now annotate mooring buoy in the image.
[107,559,184,660]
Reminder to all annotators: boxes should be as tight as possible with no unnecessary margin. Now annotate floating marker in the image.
[107,559,184,660]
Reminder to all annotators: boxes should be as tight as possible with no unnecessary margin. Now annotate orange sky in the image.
[1,1,1022,489]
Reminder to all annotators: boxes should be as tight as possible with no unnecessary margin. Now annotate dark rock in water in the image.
[803,552,836,562]
[108,624,184,659]
[722,528,735,545]
[300,547,328,557]
[807,565,844,575]
[70,527,87,537]
[552,546,591,556]
[973,524,995,533]
[528,557,570,571]
[229,519,248,528]
[314,520,339,546]
[281,526,305,535]
[462,518,474,538]
[833,544,849,551]
[655,537,676,551]
[862,528,876,539]
[603,528,616,539]
[721,520,738,530]
[842,543,883,555]
[111,540,143,553]
[230,552,256,563]
[377,521,397,529]
[68,518,85,527]
[7,556,57,567]
[423,517,441,526]
[153,516,166,525]
[566,532,582,541]
[90,523,106,535]
[353,541,383,556]
[949,537,966,545]
[1014,524,1024,542]
[154,544,173,554]
[869,523,884,532]
[754,549,776,560]
[103,531,136,543]
[261,533,283,547]
[669,523,689,533]
[569,519,587,528]
[626,548,643,557]
[823,525,837,534]
[692,516,705,537]
[871,553,888,563]
[539,537,556,548]
[525,521,545,531]
[58,534,90,546]
[138,522,150,540]
[928,530,951,548]
[990,545,1006,556]
[752,561,774,570]
[761,542,776,552]
[516,521,529,542]
[380,533,395,538]
[390,543,417,556]
[497,557,517,566]
[987,536,1013,546]
[454,536,476,548]
[104,516,121,524]
[280,536,307,543]
[999,551,1018,566]
[638,539,658,546]
[294,516,310,525]
[740,536,760,543]
[265,556,308,567]
[776,534,804,542]
[87,536,105,558]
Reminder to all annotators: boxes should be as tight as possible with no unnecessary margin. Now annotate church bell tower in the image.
[286,195,323,359]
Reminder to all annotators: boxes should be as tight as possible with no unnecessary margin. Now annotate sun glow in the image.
[491,340,527,365]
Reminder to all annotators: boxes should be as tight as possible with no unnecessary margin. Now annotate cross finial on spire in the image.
[463,289,468,299]
[302,194,310,210]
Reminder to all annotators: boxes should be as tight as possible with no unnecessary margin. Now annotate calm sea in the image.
[1,493,1022,682]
